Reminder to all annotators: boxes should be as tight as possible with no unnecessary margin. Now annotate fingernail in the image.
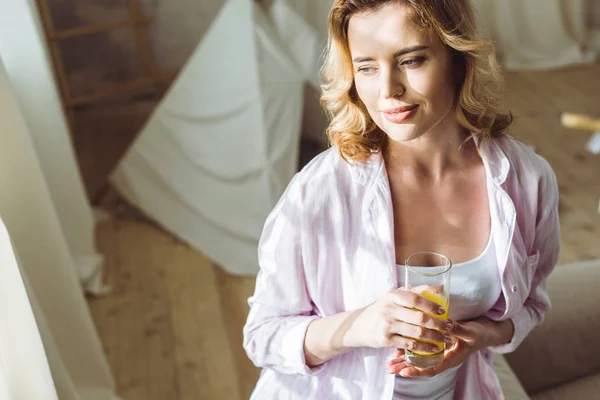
[446,321,454,331]
[444,334,453,343]
[438,307,445,315]
[399,371,409,377]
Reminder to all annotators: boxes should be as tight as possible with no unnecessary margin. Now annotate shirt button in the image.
[511,285,518,292]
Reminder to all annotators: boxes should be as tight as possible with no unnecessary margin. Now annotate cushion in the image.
[494,354,530,400]
[505,261,600,393]
[531,372,600,400]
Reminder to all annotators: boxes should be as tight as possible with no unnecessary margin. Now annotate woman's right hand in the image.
[347,289,453,353]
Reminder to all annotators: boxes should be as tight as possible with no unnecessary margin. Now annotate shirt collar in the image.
[348,135,510,187]
[474,135,510,186]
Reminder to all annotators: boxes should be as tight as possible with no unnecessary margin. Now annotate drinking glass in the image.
[403,252,452,369]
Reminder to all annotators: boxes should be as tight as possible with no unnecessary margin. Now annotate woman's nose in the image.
[381,69,405,99]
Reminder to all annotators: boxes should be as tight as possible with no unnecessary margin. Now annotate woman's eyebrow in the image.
[352,45,429,63]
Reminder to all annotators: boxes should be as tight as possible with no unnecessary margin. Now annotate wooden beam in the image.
[34,0,167,130]
[127,0,164,91]
[50,16,153,41]
[35,0,74,132]
[67,77,154,107]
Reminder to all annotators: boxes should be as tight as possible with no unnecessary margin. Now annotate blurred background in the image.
[0,0,598,399]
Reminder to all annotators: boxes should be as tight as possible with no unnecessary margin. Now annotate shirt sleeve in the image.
[490,157,560,354]
[243,174,324,376]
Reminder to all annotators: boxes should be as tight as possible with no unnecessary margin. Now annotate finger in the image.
[390,290,447,317]
[444,336,463,354]
[389,334,443,354]
[446,321,476,342]
[445,334,459,350]
[388,361,412,375]
[390,321,449,345]
[412,284,444,294]
[426,348,461,375]
[400,338,470,378]
[392,306,449,332]
[387,354,406,367]
[398,365,437,378]
[399,357,452,378]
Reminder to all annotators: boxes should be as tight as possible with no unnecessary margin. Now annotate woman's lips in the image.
[382,105,419,123]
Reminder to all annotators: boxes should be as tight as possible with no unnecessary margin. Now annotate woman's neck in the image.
[384,126,477,186]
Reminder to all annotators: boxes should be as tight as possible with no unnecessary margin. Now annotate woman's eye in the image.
[357,66,376,75]
[400,57,424,67]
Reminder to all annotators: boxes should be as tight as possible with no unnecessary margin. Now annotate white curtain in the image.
[0,59,119,400]
[283,0,332,41]
[0,0,108,294]
[0,39,119,400]
[472,0,599,70]
[112,0,321,275]
[0,217,58,400]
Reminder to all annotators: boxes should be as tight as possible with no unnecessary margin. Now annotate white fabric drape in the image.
[472,0,598,70]
[0,59,119,400]
[283,0,332,42]
[0,218,58,400]
[0,0,108,294]
[112,0,321,275]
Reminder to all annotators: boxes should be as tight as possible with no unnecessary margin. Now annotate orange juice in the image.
[410,291,448,356]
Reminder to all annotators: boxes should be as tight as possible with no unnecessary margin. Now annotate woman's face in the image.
[348,3,459,143]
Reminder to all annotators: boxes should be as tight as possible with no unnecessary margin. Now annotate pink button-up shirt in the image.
[243,136,560,399]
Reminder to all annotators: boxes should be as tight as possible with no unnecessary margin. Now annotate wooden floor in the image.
[86,65,600,400]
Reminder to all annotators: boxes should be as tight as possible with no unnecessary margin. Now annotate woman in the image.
[243,0,560,399]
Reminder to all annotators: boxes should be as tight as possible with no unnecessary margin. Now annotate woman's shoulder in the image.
[493,136,558,208]
[293,146,352,190]
[278,146,363,218]
[495,136,556,184]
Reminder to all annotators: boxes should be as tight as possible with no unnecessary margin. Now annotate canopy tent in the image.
[111,0,321,275]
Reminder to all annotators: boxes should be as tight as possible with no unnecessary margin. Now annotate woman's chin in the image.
[382,127,424,144]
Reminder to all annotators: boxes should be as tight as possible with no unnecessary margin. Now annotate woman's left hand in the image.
[387,319,489,378]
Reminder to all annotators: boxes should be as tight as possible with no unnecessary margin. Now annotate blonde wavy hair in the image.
[321,0,513,162]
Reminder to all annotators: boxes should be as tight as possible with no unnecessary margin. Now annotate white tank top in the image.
[393,231,501,400]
